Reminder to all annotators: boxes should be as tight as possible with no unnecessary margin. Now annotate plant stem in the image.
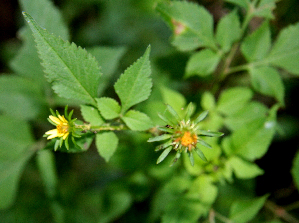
[265,200,299,223]
[75,123,127,132]
[220,0,256,80]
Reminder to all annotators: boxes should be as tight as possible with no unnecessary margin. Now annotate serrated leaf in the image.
[80,105,104,125]
[0,115,35,209]
[96,97,121,120]
[265,22,299,75]
[249,66,284,105]
[88,46,127,95]
[11,0,69,84]
[185,49,221,77]
[217,87,253,115]
[19,0,69,39]
[0,75,45,120]
[114,46,152,113]
[228,156,264,179]
[241,21,271,61]
[230,195,268,223]
[23,12,101,106]
[96,132,118,162]
[216,10,241,53]
[122,110,153,131]
[156,1,216,51]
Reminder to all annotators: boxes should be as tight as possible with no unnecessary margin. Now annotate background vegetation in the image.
[1,0,299,222]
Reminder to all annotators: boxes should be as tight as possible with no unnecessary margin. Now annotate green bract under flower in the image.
[148,103,224,166]
[44,106,80,151]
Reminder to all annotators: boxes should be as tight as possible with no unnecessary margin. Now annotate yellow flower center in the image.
[57,123,69,134]
[180,131,197,147]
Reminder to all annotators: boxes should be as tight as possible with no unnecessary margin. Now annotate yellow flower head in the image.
[45,115,70,140]
[148,103,224,166]
[44,106,80,151]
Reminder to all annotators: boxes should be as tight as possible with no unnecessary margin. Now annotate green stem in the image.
[219,1,256,81]
[75,123,127,132]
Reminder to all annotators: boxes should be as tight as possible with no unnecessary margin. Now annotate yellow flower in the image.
[45,115,70,140]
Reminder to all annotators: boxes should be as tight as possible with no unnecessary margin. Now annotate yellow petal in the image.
[62,132,70,140]
[58,115,68,123]
[46,129,59,139]
[49,116,62,125]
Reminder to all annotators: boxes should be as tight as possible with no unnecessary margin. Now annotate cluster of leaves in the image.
[0,0,299,222]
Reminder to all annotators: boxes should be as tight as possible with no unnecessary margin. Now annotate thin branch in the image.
[265,200,299,223]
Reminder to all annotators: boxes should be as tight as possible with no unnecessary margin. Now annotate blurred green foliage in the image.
[1,0,299,222]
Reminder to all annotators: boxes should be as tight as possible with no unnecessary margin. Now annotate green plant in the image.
[1,0,299,222]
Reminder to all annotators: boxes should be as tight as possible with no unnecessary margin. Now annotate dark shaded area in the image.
[1,0,299,222]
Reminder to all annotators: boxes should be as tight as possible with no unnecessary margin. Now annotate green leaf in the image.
[228,156,264,179]
[157,147,172,164]
[0,75,45,120]
[114,46,152,113]
[224,101,268,131]
[188,175,218,205]
[265,22,299,75]
[23,12,101,106]
[10,29,47,84]
[19,0,69,40]
[160,86,186,118]
[292,150,299,191]
[122,110,153,131]
[96,132,119,162]
[36,150,58,198]
[88,46,127,95]
[201,92,216,110]
[0,115,35,209]
[229,195,268,223]
[195,147,208,161]
[185,49,221,77]
[216,10,241,53]
[96,97,121,120]
[194,111,209,124]
[231,117,276,161]
[253,0,278,19]
[11,0,69,84]
[241,21,271,61]
[217,87,253,115]
[197,130,224,137]
[224,0,250,9]
[148,134,172,142]
[249,66,285,105]
[80,105,104,125]
[156,1,216,51]
[98,185,132,223]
